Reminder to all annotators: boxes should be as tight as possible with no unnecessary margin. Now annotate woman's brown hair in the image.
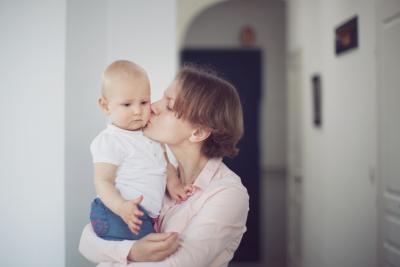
[173,65,244,158]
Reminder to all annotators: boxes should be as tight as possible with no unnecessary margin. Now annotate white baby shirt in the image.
[90,124,166,218]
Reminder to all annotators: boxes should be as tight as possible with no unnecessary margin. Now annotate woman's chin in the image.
[143,126,155,140]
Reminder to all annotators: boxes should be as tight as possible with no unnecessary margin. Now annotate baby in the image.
[89,60,189,240]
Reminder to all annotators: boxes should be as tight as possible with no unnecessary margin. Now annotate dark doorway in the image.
[181,48,262,263]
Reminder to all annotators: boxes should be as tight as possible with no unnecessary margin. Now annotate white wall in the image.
[287,0,377,267]
[182,1,287,266]
[0,1,66,266]
[65,1,177,266]
[176,0,227,50]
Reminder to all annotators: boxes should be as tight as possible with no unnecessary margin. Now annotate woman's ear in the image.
[189,127,211,143]
[98,97,110,115]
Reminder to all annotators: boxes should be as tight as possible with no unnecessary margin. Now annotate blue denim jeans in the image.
[90,198,155,241]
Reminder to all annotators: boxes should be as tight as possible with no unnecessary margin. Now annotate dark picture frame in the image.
[312,74,322,128]
[335,15,358,55]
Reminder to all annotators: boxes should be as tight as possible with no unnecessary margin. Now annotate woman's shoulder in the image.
[195,163,249,220]
[216,162,243,183]
[210,162,249,199]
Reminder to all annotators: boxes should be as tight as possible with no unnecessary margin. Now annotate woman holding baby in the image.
[79,64,249,267]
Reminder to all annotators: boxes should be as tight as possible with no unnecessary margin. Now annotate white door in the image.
[377,1,400,267]
[287,49,303,267]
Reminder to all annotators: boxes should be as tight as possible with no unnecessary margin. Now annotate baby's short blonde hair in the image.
[101,60,148,98]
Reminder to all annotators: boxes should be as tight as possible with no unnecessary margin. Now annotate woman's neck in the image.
[170,146,208,185]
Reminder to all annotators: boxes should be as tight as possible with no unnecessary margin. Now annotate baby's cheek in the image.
[144,106,152,119]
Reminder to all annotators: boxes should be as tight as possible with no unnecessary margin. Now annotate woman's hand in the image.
[128,232,180,262]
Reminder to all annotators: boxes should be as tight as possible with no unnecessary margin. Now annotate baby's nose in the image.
[133,107,141,114]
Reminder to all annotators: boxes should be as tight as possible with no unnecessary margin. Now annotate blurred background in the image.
[1,0,399,267]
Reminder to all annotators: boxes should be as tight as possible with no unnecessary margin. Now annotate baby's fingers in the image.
[184,185,195,196]
[133,208,144,217]
[128,220,141,235]
[129,214,143,225]
[178,192,188,201]
[171,191,186,202]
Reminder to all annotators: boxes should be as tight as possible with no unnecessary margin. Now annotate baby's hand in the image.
[168,183,188,204]
[117,195,144,234]
[167,179,195,204]
[166,163,196,203]
[183,184,195,197]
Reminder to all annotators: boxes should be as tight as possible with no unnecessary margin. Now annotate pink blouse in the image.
[79,158,249,267]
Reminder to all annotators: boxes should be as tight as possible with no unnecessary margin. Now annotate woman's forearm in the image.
[127,232,179,262]
[79,224,134,265]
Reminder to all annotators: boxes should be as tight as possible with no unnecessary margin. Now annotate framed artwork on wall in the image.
[312,74,322,128]
[335,15,358,55]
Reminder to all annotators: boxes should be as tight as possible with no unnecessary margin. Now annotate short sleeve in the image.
[90,132,127,166]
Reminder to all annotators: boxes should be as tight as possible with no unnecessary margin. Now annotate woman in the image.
[79,66,249,267]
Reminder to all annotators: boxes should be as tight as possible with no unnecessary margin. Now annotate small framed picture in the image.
[312,74,322,128]
[335,16,358,55]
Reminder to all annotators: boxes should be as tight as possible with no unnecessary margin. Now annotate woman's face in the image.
[143,81,194,146]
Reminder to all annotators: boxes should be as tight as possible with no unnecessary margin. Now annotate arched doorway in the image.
[179,0,287,266]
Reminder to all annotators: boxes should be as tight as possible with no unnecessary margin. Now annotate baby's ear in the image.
[98,97,110,115]
[189,127,211,143]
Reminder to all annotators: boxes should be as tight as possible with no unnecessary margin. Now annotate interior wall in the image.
[176,0,226,50]
[181,0,287,265]
[65,1,177,266]
[287,0,377,267]
[0,1,66,266]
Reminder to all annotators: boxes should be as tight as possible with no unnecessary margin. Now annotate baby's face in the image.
[104,76,151,131]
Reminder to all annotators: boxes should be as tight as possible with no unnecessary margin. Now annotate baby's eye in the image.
[122,103,131,107]
[141,101,149,105]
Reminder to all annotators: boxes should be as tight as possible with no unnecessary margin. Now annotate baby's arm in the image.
[163,152,192,203]
[94,163,144,234]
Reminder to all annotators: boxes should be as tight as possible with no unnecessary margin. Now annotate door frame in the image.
[287,48,304,267]
[376,0,400,266]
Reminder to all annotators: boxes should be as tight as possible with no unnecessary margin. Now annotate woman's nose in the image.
[151,100,161,115]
